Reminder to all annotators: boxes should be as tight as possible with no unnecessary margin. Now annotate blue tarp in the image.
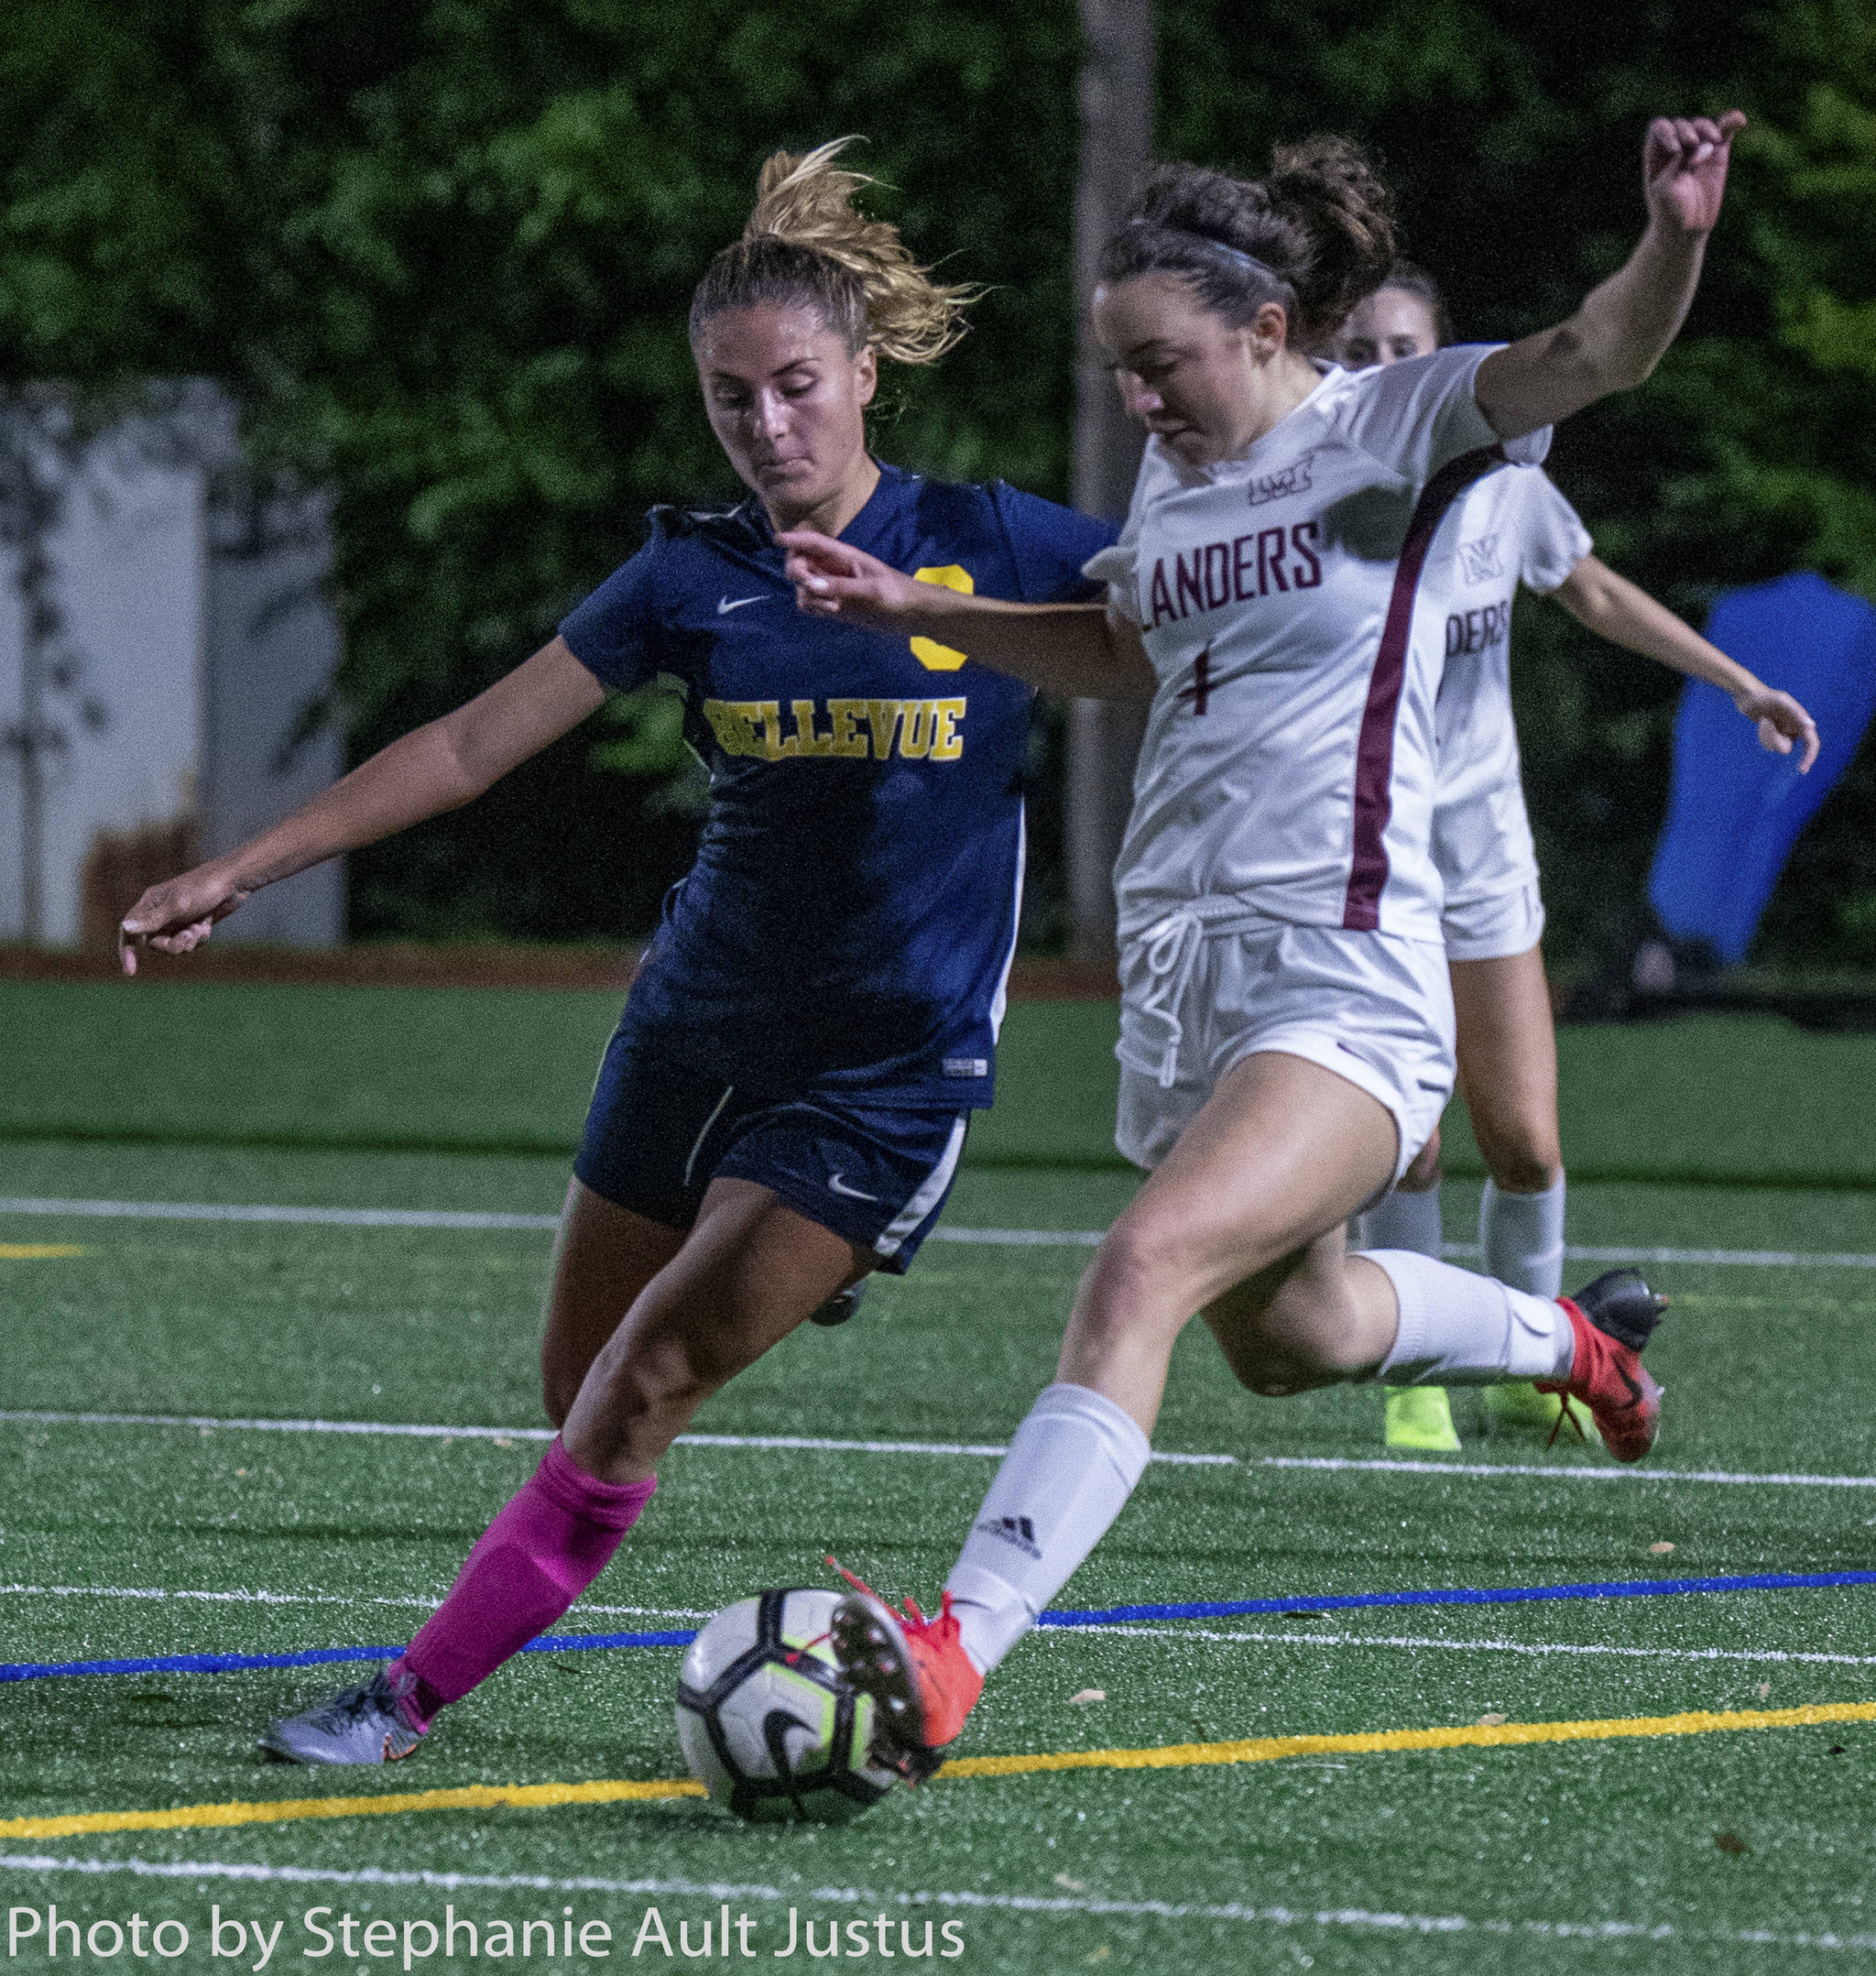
[1647,573,1876,965]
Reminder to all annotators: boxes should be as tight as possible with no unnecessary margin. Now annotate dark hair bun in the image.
[1266,137,1398,341]
[1101,137,1398,347]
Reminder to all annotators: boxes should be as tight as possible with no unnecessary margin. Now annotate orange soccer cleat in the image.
[1536,1267,1668,1464]
[826,1559,984,1781]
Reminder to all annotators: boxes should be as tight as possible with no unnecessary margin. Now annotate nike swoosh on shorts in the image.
[716,594,768,615]
[828,1174,879,1202]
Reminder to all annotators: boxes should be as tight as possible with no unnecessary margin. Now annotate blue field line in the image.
[6,1571,1876,1685]
[1035,1569,1876,1628]
[0,1629,700,1684]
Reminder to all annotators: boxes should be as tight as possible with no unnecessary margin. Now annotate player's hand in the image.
[780,529,935,632]
[1735,684,1820,773]
[1643,112,1746,236]
[118,863,253,976]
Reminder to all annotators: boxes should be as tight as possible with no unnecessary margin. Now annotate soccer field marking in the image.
[8,1580,1874,1671]
[1060,1622,1876,1668]
[5,1698,1873,1845]
[5,1858,1873,1958]
[0,1196,564,1231]
[0,1582,706,1620]
[8,1195,1876,1272]
[9,1405,1876,1490]
[8,1569,1875,1684]
[1246,1453,1876,1489]
[0,1244,82,1259]
[0,1409,1221,1467]
[0,1776,704,1842]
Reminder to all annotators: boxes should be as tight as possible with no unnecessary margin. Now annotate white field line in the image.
[0,1196,561,1231]
[5,1407,1875,1490]
[5,1196,1876,1272]
[1250,1454,1876,1488]
[0,1410,1227,1467]
[0,1853,1869,1953]
[0,1584,707,1621]
[1051,1623,1876,1667]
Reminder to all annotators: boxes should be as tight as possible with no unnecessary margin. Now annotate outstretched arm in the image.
[1477,113,1747,439]
[118,637,607,972]
[778,530,1157,700]
[1551,554,1819,770]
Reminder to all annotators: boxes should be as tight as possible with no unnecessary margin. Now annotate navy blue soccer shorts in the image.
[573,1038,970,1273]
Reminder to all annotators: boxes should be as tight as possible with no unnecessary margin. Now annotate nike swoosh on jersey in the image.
[827,1174,879,1202]
[716,594,769,615]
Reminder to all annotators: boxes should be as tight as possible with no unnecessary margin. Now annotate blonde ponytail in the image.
[691,138,976,365]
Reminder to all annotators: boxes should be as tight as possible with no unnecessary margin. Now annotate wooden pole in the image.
[1066,0,1153,966]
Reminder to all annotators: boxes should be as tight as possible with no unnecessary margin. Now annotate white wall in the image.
[202,496,344,944]
[0,439,206,946]
[0,400,342,947]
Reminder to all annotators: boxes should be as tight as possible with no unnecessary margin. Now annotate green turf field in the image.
[5,981,1876,1972]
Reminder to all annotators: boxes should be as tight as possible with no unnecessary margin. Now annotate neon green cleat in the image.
[1384,1385,1461,1453]
[1481,1379,1598,1444]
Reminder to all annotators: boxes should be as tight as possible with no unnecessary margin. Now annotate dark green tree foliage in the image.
[5,1,1875,960]
[0,0,1085,938]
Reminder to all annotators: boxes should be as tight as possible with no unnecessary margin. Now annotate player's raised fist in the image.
[1644,111,1746,235]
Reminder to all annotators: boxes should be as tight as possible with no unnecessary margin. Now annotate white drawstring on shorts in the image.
[1133,908,1205,1089]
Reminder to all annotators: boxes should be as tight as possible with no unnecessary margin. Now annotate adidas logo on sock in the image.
[975,1512,1041,1559]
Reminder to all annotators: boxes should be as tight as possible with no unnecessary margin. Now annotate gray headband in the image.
[1128,217,1288,289]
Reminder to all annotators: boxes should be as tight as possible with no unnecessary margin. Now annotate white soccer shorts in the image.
[1114,910,1456,1187]
[1432,778,1546,963]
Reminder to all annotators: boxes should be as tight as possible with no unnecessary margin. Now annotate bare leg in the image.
[1451,946,1561,1193]
[936,1053,1422,1683]
[562,1176,868,1482]
[1058,1050,1401,1434]
[387,1179,868,1724]
[1397,1124,1442,1193]
[1451,945,1575,1430]
[539,1179,687,1428]
[932,1051,1582,1690]
[1204,1218,1388,1396]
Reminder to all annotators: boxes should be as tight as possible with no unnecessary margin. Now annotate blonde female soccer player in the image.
[783,113,1746,1776]
[1336,267,1816,1455]
[118,142,1115,1764]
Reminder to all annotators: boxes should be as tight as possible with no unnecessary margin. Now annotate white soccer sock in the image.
[1369,1249,1574,1387]
[1481,1174,1567,1300]
[1354,1183,1444,1260]
[943,1383,1151,1676]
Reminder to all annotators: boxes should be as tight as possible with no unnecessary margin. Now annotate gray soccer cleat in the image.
[258,1665,426,1765]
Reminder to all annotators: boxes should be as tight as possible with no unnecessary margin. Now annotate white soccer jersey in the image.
[1423,465,1591,829]
[1089,345,1549,945]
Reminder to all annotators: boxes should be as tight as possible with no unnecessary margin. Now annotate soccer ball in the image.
[676,1588,899,1824]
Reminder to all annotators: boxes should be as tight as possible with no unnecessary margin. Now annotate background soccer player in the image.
[785,112,1744,1779]
[117,140,1115,1764]
[1335,267,1817,1456]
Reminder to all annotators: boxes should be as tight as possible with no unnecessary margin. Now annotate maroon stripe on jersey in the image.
[1343,443,1509,931]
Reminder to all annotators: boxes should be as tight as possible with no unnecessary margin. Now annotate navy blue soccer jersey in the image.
[560,463,1117,1107]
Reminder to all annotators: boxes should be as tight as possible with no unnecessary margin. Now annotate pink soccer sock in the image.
[391,1439,655,1728]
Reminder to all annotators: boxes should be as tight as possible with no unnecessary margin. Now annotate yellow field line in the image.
[5,1699,1870,1842]
[2,1776,705,1840]
[940,1698,1876,1776]
[0,1245,83,1260]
